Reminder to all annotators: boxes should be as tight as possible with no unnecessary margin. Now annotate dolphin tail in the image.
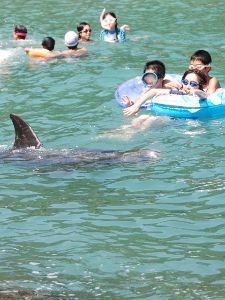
[10,113,42,149]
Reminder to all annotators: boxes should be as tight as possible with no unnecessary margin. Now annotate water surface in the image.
[1,0,225,299]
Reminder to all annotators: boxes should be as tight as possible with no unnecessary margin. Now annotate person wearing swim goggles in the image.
[180,69,207,93]
[188,49,220,95]
[142,70,159,88]
[181,79,199,88]
[122,60,171,107]
[123,69,208,117]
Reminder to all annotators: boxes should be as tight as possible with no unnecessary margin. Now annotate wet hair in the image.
[42,37,55,51]
[14,24,27,39]
[14,24,27,34]
[102,12,118,30]
[143,60,166,79]
[190,49,212,65]
[182,69,208,90]
[77,22,91,38]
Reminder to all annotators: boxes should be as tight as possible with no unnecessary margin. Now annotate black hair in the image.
[182,69,207,90]
[143,60,166,79]
[14,24,27,33]
[42,37,55,51]
[190,50,212,65]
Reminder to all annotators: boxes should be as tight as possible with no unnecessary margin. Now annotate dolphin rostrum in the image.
[1,113,159,166]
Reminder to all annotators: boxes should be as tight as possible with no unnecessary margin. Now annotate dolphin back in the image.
[10,113,42,149]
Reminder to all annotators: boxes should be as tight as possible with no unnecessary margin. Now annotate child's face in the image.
[182,73,200,92]
[102,15,116,31]
[189,59,210,75]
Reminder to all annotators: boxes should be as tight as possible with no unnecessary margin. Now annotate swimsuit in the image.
[99,28,126,43]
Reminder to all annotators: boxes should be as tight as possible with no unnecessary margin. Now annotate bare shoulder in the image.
[207,76,221,94]
[59,47,88,57]
[162,79,171,86]
[209,76,220,86]
[74,47,88,56]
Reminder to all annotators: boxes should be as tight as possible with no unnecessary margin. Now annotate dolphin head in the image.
[10,113,42,149]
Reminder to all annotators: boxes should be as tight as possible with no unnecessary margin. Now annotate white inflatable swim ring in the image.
[115,75,225,119]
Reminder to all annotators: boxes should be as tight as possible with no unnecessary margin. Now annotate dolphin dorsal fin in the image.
[10,113,42,149]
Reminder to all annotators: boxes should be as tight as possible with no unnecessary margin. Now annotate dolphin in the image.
[0,113,159,166]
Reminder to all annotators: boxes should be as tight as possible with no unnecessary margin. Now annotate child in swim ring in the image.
[167,50,220,95]
[122,60,171,106]
[123,69,208,117]
[99,8,129,43]
[188,49,220,95]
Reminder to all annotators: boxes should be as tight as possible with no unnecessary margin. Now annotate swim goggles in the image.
[181,79,199,88]
[142,71,158,88]
[188,64,209,70]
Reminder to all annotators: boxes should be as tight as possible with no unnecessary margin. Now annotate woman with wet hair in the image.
[77,22,93,42]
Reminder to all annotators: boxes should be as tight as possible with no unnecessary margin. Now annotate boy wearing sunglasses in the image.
[123,69,207,117]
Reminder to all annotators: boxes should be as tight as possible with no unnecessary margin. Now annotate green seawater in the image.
[1,0,225,299]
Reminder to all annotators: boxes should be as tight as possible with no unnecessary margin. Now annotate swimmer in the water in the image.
[60,31,87,57]
[25,36,60,58]
[99,8,129,43]
[122,60,171,107]
[77,22,93,43]
[13,25,27,40]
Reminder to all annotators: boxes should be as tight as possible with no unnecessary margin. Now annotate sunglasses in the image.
[181,79,199,88]
[82,29,92,33]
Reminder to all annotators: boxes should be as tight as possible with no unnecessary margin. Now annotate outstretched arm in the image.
[123,88,168,117]
[100,8,106,22]
[100,8,106,28]
[25,48,60,59]
[120,24,130,31]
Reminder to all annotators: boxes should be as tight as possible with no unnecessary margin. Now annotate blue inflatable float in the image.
[115,76,225,119]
